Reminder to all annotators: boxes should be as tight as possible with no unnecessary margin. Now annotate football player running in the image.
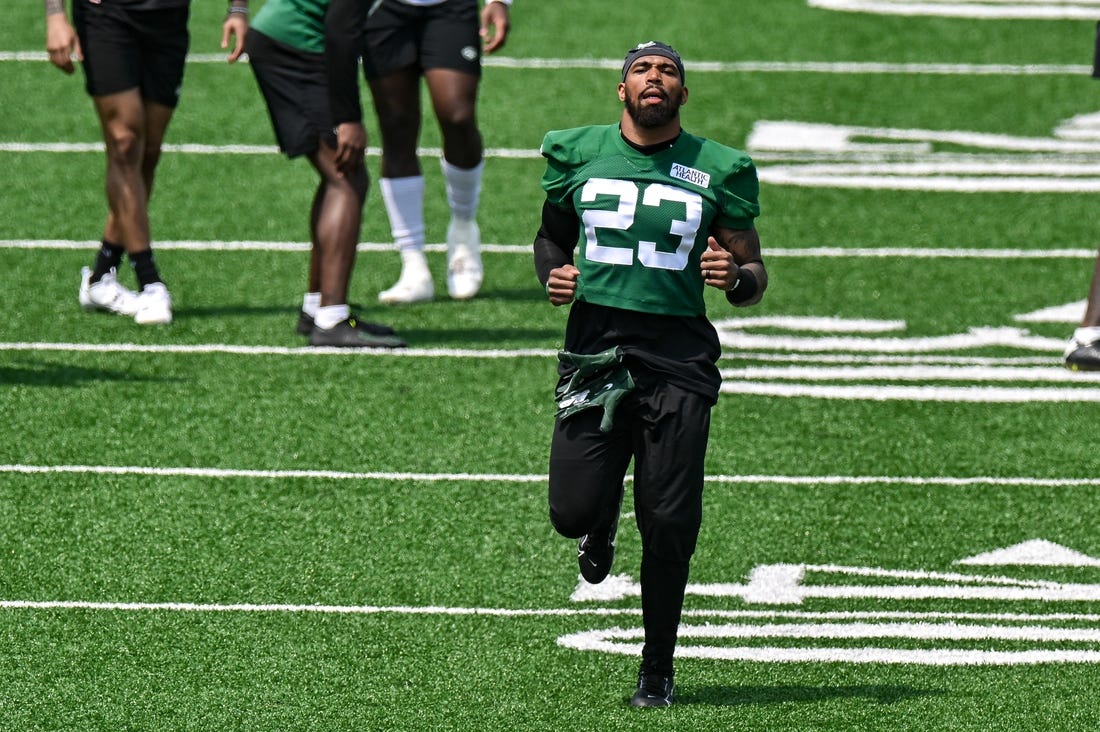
[533,41,768,708]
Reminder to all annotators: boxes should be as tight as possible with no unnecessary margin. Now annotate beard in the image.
[624,88,681,128]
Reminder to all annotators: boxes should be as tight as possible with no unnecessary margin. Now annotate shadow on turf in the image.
[675,685,945,707]
[0,361,172,387]
[405,327,560,344]
[165,303,560,346]
[171,304,300,319]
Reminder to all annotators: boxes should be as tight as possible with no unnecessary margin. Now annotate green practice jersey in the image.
[251,0,329,53]
[541,123,759,317]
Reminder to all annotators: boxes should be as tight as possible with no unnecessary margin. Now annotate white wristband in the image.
[487,0,512,6]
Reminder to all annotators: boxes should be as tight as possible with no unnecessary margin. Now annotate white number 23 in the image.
[580,178,702,271]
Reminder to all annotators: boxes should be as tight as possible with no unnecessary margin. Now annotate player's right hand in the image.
[45,15,80,75]
[547,264,579,307]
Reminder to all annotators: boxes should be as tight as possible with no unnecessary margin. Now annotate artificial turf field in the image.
[4,1,1100,729]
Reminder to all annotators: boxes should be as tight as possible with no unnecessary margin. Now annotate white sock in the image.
[314,303,350,330]
[440,158,483,222]
[1074,326,1100,344]
[302,292,321,318]
[380,176,426,254]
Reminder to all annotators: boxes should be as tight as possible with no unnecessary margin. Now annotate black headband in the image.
[621,41,685,82]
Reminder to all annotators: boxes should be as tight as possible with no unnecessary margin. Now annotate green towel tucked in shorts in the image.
[555,347,635,433]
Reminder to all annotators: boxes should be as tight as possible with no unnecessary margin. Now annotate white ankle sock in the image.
[314,303,350,330]
[1074,326,1100,344]
[302,292,321,318]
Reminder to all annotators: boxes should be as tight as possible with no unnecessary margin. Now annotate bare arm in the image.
[702,225,768,307]
[44,0,80,75]
[480,1,511,55]
[324,0,368,176]
[221,2,249,63]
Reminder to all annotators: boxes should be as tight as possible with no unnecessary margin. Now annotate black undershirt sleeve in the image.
[533,200,580,286]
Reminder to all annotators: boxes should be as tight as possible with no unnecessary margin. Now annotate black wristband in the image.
[725,268,759,305]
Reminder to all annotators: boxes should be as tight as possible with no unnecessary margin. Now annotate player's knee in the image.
[549,506,587,539]
[642,513,701,563]
[104,128,143,167]
[436,103,477,137]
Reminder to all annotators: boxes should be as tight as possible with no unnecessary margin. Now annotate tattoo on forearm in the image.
[721,228,762,262]
[45,0,65,16]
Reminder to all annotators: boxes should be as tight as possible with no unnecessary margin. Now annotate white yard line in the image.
[0,342,557,357]
[2,463,1097,487]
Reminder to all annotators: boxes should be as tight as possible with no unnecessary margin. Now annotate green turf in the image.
[4,0,1100,729]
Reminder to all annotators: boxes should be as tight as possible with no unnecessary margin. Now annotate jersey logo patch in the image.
[669,163,710,189]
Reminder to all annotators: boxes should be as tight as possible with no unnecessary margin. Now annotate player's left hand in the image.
[221,14,249,63]
[701,236,739,291]
[480,2,510,55]
[333,122,367,177]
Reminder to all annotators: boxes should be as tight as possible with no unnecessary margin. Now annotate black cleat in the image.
[578,491,623,584]
[630,673,674,708]
[296,310,314,336]
[309,317,406,348]
[578,522,619,585]
[1065,338,1100,371]
[299,310,396,337]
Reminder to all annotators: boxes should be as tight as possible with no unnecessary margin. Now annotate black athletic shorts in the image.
[72,0,190,106]
[362,0,481,79]
[245,30,337,158]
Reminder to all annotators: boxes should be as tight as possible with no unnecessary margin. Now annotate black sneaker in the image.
[309,317,406,348]
[299,310,396,337]
[578,521,620,585]
[1065,338,1100,371]
[630,673,674,708]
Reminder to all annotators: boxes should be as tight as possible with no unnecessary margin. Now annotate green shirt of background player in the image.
[533,41,768,708]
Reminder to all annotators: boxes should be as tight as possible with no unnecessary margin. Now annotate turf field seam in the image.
[1,52,1089,75]
[2,600,1099,626]
[2,239,1095,258]
[0,142,539,157]
[0,341,1072,363]
[0,342,559,357]
[3,463,1099,487]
